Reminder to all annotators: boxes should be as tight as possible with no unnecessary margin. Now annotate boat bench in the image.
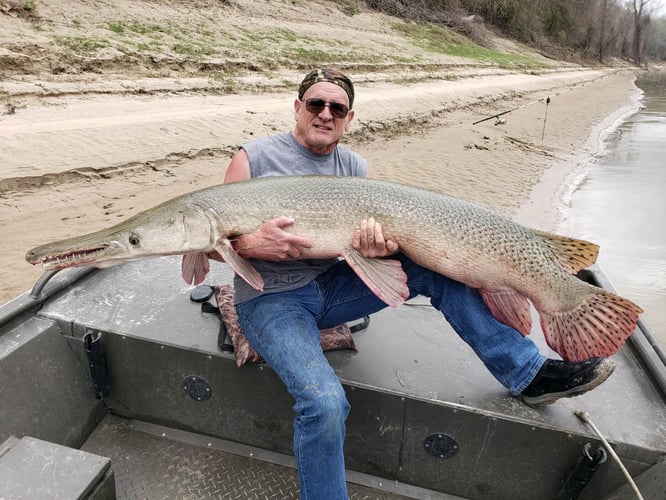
[0,435,115,499]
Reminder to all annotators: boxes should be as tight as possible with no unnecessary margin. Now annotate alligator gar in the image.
[25,175,642,361]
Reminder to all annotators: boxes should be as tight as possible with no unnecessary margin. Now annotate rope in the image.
[574,409,644,500]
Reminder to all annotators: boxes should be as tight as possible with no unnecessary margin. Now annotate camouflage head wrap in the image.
[298,68,355,109]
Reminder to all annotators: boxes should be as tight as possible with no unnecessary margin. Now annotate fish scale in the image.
[26,175,642,361]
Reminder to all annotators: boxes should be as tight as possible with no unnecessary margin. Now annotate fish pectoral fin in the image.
[343,248,408,307]
[216,239,264,291]
[480,289,532,336]
[182,253,210,286]
[539,287,643,361]
[535,230,600,274]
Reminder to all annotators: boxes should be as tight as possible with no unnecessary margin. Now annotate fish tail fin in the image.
[480,289,532,336]
[535,230,599,274]
[539,286,643,361]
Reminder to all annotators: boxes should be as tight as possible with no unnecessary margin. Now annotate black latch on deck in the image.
[83,330,109,399]
[556,442,607,499]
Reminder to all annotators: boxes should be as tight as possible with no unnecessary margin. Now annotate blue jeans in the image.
[235,253,545,499]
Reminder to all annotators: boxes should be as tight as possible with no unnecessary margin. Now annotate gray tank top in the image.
[233,132,368,304]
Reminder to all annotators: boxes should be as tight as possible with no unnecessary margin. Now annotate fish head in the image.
[26,202,216,271]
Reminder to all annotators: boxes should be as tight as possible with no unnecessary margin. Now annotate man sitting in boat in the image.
[215,68,615,500]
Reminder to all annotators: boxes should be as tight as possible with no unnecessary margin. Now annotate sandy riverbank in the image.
[0,69,640,304]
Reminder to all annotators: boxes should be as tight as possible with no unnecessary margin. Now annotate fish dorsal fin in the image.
[480,289,532,336]
[535,230,599,274]
[343,248,409,307]
[540,286,643,361]
[216,238,264,291]
[181,253,210,285]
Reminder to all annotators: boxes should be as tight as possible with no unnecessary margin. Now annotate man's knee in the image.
[297,382,350,430]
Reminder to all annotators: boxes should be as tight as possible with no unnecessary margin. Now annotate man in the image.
[220,69,615,499]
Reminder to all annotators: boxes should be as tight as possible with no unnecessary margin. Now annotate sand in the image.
[0,69,640,304]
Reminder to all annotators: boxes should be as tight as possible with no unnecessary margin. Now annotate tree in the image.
[646,16,666,60]
[599,0,608,63]
[632,0,652,64]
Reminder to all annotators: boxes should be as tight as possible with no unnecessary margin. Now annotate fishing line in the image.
[472,70,621,127]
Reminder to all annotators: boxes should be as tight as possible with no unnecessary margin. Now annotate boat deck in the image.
[2,257,665,498]
[80,414,412,499]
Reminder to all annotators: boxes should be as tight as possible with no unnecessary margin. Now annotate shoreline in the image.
[513,72,642,232]
[557,78,644,226]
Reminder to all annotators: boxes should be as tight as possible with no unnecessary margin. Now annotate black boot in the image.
[521,357,616,406]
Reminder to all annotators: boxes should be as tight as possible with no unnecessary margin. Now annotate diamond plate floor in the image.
[81,415,412,499]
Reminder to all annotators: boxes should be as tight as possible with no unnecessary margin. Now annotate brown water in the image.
[561,71,666,348]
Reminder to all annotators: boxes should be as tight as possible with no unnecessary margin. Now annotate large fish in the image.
[26,175,642,361]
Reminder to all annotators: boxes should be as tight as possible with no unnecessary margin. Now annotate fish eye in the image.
[129,234,140,246]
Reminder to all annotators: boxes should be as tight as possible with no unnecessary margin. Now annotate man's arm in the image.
[216,150,312,261]
[223,149,252,183]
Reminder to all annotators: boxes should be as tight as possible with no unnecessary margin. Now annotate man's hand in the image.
[352,217,398,258]
[232,216,312,261]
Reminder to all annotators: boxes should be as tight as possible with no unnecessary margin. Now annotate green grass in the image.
[103,20,176,37]
[271,28,299,42]
[229,25,391,65]
[288,47,333,64]
[53,35,108,53]
[392,22,544,69]
[233,26,301,50]
[105,21,125,34]
[172,42,216,57]
[135,40,162,52]
[99,20,218,58]
[86,18,422,67]
[130,22,173,35]
[55,16,523,69]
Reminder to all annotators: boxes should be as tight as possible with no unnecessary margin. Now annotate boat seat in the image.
[202,284,365,366]
[0,436,115,499]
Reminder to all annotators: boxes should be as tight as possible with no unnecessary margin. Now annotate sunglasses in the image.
[303,98,349,119]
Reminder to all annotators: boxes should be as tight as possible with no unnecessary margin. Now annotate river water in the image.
[560,70,666,348]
